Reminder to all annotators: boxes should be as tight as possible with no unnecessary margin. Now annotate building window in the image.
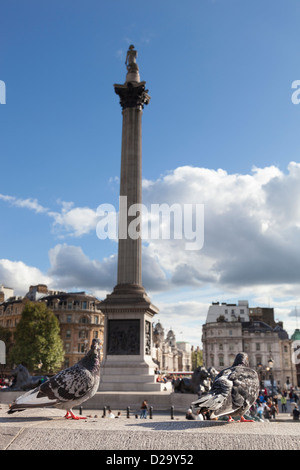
[219,355,224,367]
[68,302,73,310]
[66,329,71,339]
[94,315,99,324]
[256,343,260,351]
[93,330,99,339]
[80,316,89,324]
[79,330,87,339]
[82,301,87,309]
[219,343,223,350]
[67,314,72,323]
[256,356,262,366]
[78,343,86,353]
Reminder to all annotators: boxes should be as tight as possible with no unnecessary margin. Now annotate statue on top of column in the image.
[125,45,138,70]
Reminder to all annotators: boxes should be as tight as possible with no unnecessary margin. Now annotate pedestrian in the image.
[270,402,277,420]
[292,405,300,421]
[195,409,204,420]
[140,400,148,419]
[281,395,287,413]
[185,408,196,420]
[108,409,115,418]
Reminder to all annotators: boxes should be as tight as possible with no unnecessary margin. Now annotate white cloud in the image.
[0,194,47,213]
[2,162,300,342]
[49,202,99,237]
[0,259,51,296]
[141,163,300,291]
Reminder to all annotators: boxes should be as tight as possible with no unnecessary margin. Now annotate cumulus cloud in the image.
[48,244,117,292]
[0,259,51,296]
[0,194,47,213]
[2,162,300,337]
[49,202,100,237]
[142,163,300,292]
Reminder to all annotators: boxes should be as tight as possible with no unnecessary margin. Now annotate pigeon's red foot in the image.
[64,410,86,420]
[227,416,235,422]
[239,416,254,422]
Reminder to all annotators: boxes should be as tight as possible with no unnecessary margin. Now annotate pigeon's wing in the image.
[229,366,260,410]
[37,364,94,403]
[192,368,239,417]
[8,364,95,413]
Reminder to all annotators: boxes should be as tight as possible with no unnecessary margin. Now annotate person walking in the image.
[140,400,148,419]
[281,395,287,413]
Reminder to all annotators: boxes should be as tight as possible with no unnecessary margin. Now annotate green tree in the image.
[191,347,203,370]
[10,302,64,374]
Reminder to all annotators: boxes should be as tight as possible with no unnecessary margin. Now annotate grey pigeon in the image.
[8,338,101,419]
[191,352,259,422]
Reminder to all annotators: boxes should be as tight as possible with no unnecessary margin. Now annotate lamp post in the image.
[268,358,274,398]
[257,362,263,390]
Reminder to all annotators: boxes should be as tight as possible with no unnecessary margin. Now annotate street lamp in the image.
[257,362,263,390]
[268,358,274,398]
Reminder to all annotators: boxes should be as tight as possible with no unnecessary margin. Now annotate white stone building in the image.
[206,300,250,323]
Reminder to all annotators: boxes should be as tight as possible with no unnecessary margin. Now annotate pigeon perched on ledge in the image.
[191,352,259,422]
[8,338,101,420]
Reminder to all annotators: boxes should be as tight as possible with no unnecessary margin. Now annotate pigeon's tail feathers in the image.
[191,392,239,418]
[8,386,58,414]
[192,392,226,411]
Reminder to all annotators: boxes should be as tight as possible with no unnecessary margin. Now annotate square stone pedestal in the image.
[99,284,167,392]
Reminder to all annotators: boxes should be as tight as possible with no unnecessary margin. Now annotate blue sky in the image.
[1,0,300,346]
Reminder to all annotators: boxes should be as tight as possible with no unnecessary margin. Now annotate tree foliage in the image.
[10,302,64,374]
[191,347,203,370]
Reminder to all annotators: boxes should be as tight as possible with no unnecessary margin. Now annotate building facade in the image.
[152,322,192,372]
[206,300,250,323]
[0,284,104,370]
[41,291,104,368]
[202,302,297,389]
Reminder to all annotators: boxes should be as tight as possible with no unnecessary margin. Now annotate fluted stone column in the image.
[99,46,165,392]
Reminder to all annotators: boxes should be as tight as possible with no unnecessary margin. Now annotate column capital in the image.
[114,81,150,111]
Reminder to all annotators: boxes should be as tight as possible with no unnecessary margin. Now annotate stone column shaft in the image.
[117,106,143,286]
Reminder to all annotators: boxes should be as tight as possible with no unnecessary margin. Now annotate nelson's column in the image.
[99,45,165,391]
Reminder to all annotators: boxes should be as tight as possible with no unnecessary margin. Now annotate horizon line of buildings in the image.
[1,284,299,387]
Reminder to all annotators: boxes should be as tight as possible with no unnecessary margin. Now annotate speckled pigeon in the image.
[191,352,260,422]
[8,338,101,419]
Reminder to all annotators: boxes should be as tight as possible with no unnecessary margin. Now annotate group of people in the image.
[185,386,300,422]
[185,408,209,421]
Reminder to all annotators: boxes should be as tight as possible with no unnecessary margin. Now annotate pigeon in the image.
[8,338,101,420]
[191,352,259,422]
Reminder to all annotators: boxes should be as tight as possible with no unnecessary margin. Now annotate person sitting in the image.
[185,408,196,420]
[292,405,300,421]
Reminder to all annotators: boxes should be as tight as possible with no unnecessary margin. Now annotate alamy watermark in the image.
[0,80,6,104]
[292,341,300,365]
[96,196,204,251]
[291,80,300,104]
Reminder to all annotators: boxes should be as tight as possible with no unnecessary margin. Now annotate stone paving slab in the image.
[0,405,299,451]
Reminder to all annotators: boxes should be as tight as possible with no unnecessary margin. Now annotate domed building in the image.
[152,322,192,372]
